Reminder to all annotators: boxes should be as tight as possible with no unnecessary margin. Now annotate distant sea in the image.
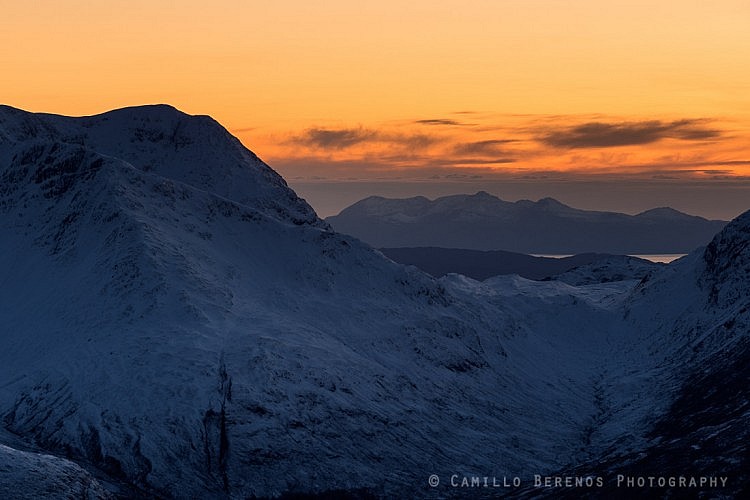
[532,254,688,263]
[630,254,688,263]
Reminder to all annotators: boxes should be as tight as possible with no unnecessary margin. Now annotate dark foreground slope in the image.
[510,211,750,499]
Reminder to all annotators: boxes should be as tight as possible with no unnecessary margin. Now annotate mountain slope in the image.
[512,211,750,498]
[0,444,111,499]
[326,192,726,254]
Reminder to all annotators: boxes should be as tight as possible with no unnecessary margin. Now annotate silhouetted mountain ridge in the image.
[327,192,726,254]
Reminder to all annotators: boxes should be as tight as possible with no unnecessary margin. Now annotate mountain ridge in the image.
[0,104,321,227]
[326,192,726,254]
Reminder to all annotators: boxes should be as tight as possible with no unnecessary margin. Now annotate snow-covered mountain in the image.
[547,254,664,286]
[0,105,747,498]
[519,212,750,498]
[0,104,319,227]
[326,192,726,254]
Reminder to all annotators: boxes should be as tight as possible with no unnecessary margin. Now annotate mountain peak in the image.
[88,103,183,117]
[473,190,497,199]
[536,197,570,209]
[1,103,189,134]
[637,206,695,219]
[108,103,180,113]
[1,105,321,226]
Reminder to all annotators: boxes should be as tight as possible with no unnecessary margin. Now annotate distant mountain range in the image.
[380,247,663,283]
[326,192,727,254]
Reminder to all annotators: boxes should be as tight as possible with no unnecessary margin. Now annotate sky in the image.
[3,0,749,219]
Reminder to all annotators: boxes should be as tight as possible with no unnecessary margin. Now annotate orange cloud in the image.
[255,113,747,182]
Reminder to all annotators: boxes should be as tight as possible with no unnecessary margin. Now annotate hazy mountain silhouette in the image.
[327,192,727,254]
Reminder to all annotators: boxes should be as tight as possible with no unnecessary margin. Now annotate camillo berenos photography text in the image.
[429,474,729,490]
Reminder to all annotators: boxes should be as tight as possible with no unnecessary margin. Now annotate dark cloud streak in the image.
[414,119,463,126]
[453,139,517,156]
[299,127,378,149]
[540,120,722,149]
[292,126,439,150]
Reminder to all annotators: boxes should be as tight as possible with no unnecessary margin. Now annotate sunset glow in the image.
[4,0,749,217]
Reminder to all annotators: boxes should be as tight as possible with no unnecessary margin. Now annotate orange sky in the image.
[3,0,750,217]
